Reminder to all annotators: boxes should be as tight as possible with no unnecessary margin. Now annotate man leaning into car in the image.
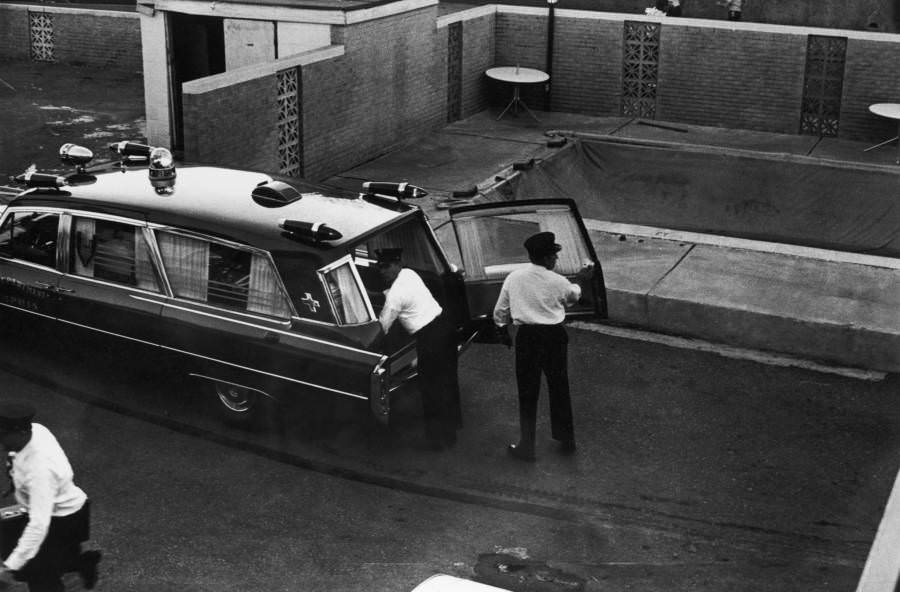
[376,248,461,450]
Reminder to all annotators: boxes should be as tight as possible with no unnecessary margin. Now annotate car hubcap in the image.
[216,383,255,413]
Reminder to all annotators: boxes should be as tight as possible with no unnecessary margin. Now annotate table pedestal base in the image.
[863,120,900,164]
[497,85,539,122]
[863,136,900,164]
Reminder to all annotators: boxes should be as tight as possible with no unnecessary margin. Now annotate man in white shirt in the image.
[0,402,100,591]
[377,248,461,450]
[493,232,591,462]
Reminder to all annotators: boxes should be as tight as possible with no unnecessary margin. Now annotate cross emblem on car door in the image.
[300,292,320,313]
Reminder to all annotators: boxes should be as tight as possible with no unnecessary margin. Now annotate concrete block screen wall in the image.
[0,4,141,71]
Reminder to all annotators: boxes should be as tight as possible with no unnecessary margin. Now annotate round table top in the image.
[869,103,900,120]
[485,66,549,84]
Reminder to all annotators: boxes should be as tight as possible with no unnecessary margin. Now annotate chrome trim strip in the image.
[0,303,56,321]
[188,373,275,400]
[52,316,370,401]
[133,295,380,359]
[132,295,297,331]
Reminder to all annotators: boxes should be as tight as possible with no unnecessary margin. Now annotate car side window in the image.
[70,217,160,292]
[0,210,60,268]
[156,230,292,319]
[320,258,373,325]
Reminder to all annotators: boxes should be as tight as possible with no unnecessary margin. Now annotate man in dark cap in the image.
[376,248,461,450]
[492,231,592,462]
[0,401,100,591]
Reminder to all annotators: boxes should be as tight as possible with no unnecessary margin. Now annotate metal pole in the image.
[545,0,557,112]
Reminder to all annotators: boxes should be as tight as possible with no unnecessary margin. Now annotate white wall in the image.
[277,22,331,58]
[224,18,276,70]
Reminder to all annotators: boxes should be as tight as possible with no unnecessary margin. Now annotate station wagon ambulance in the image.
[0,142,607,428]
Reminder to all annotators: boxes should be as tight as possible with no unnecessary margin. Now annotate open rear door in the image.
[448,199,607,326]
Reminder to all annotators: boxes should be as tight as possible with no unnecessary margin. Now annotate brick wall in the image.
[840,38,900,140]
[551,15,622,115]
[182,75,278,173]
[659,25,806,133]
[460,13,495,117]
[0,6,30,60]
[495,9,900,142]
[0,5,141,71]
[302,5,446,180]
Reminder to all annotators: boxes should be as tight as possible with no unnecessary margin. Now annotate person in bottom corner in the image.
[0,402,101,592]
[376,248,461,450]
[492,232,592,462]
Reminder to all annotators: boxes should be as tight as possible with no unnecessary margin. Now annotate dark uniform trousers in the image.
[415,313,461,446]
[514,324,574,446]
[15,501,90,592]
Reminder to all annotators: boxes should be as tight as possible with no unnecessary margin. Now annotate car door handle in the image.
[33,281,55,290]
[55,286,74,293]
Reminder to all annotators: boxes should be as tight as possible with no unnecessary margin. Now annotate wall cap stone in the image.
[437,4,495,28]
[183,44,344,94]
[0,3,138,18]
[152,0,434,24]
[497,5,900,41]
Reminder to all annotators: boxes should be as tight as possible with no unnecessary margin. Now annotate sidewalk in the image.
[326,111,900,373]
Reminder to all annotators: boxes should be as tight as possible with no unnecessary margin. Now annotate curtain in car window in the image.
[247,254,291,318]
[72,218,96,277]
[453,220,487,281]
[325,263,369,324]
[157,232,208,300]
[538,210,587,275]
[134,229,158,292]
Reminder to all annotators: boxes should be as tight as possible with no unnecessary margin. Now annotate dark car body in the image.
[0,149,607,428]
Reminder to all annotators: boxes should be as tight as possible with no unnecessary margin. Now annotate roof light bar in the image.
[362,182,427,200]
[14,171,68,189]
[279,219,343,242]
[109,141,153,158]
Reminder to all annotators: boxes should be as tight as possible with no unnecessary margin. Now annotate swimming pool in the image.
[496,136,900,258]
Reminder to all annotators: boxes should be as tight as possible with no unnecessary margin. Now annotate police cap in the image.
[524,231,562,258]
[374,248,403,265]
[0,402,35,432]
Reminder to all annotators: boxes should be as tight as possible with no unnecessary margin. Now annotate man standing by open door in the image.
[492,232,592,462]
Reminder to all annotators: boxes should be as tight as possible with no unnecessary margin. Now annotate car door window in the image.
[454,207,591,280]
[320,257,373,325]
[156,231,292,319]
[0,211,60,268]
[70,217,160,292]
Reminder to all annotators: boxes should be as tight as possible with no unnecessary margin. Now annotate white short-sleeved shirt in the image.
[5,423,87,571]
[379,268,442,335]
[493,263,581,326]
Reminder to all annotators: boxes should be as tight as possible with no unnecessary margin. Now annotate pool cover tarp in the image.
[506,138,900,257]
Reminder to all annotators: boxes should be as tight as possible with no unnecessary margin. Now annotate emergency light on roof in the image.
[279,219,342,243]
[59,143,94,172]
[109,140,153,160]
[252,181,302,207]
[362,181,427,200]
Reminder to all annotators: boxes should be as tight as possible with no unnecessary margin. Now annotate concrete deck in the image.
[326,111,900,373]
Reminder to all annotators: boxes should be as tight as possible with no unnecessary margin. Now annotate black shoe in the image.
[79,550,102,589]
[559,440,577,455]
[507,443,535,462]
